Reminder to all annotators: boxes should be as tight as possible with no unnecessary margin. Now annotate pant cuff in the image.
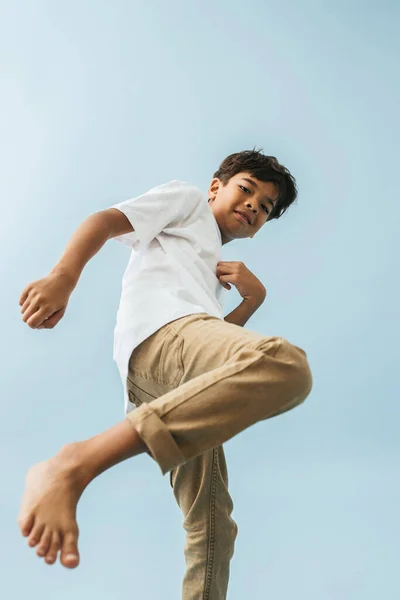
[126,403,185,476]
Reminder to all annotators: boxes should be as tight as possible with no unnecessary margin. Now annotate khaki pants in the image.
[127,313,312,600]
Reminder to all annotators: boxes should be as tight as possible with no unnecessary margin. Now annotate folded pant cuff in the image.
[126,403,185,476]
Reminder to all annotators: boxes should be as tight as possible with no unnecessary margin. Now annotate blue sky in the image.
[1,0,399,598]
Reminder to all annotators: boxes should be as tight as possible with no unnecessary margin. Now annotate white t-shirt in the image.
[109,180,225,414]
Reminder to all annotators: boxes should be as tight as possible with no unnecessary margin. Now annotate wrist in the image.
[50,265,79,289]
[243,293,266,310]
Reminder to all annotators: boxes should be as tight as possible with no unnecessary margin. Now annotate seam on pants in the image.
[203,448,219,600]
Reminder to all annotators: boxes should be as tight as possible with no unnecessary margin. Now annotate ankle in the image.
[55,442,95,491]
[53,421,147,490]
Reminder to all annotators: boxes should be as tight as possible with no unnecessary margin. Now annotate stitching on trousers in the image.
[203,448,219,599]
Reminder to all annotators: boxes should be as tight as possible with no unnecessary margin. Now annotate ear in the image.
[208,177,221,201]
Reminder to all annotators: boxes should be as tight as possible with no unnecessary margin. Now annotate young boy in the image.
[18,150,312,599]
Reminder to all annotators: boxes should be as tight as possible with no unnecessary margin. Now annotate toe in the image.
[60,529,80,569]
[36,528,52,557]
[45,531,61,565]
[28,523,45,548]
[19,513,34,537]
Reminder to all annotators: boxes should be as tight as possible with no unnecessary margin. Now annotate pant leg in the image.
[127,315,242,600]
[131,381,238,600]
[127,313,313,477]
[170,446,238,600]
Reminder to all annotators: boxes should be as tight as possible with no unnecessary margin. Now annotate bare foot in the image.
[18,444,89,568]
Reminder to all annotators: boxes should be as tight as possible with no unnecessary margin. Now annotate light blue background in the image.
[1,1,399,598]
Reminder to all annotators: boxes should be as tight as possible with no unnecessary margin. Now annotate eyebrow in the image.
[241,177,277,209]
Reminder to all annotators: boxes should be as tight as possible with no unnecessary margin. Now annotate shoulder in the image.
[151,180,202,197]
[146,180,204,211]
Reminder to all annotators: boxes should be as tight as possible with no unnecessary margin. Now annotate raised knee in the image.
[276,338,313,405]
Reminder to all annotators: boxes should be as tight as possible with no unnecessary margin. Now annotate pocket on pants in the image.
[157,324,185,387]
[127,383,155,407]
[128,323,185,395]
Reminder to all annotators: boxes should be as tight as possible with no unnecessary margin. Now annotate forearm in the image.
[50,212,111,288]
[224,298,264,327]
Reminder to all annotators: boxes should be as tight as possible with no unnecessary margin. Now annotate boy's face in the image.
[208,172,280,245]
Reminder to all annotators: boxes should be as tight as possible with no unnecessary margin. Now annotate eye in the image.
[261,205,270,215]
[239,185,250,194]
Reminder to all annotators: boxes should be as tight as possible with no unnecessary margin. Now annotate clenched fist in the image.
[19,272,75,330]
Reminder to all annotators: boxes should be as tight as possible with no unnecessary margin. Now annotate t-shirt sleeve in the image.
[108,180,201,250]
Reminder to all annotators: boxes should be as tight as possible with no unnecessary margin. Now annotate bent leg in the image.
[127,314,312,476]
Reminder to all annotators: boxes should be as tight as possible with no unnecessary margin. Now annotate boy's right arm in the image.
[50,209,133,284]
[19,209,134,330]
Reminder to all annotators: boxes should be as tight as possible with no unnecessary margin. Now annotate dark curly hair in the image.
[212,148,298,220]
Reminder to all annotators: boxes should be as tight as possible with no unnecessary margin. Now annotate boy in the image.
[18,150,312,599]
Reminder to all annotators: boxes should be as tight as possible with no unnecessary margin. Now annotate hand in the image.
[19,272,74,329]
[216,261,266,306]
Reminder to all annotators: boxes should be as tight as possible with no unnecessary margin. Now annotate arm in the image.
[224,298,264,327]
[20,209,133,329]
[50,209,134,287]
[217,261,266,328]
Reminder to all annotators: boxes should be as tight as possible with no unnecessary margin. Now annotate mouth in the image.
[234,211,251,225]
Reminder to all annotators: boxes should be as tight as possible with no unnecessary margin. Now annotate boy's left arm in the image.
[216,261,267,328]
[223,297,264,327]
